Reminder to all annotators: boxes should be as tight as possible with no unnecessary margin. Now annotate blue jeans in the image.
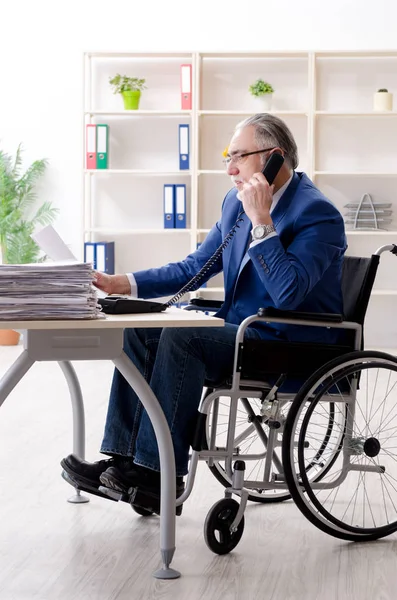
[100,324,262,476]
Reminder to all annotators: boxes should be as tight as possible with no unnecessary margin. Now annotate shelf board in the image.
[87,52,192,59]
[198,170,225,175]
[371,290,397,296]
[195,286,397,295]
[315,51,397,59]
[198,110,307,116]
[314,171,397,177]
[85,228,192,235]
[316,111,397,117]
[346,230,397,235]
[85,110,192,116]
[198,227,397,236]
[85,169,191,175]
[199,51,308,59]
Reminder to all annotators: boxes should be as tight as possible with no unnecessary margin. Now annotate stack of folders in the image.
[86,124,109,169]
[164,184,186,228]
[84,241,115,273]
[0,262,104,320]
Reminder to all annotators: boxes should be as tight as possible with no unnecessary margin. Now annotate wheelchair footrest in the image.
[98,485,129,502]
[98,484,183,516]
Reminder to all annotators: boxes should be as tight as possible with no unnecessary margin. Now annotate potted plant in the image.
[109,74,147,110]
[373,88,393,111]
[249,79,274,111]
[0,144,58,345]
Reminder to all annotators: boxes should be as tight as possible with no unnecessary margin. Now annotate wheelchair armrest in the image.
[184,298,224,312]
[257,306,343,324]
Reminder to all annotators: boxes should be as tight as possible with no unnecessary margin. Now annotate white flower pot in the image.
[373,91,393,111]
[257,93,272,111]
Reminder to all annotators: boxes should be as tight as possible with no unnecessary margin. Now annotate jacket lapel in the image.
[268,171,300,230]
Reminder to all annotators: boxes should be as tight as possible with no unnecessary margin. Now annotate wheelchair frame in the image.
[179,243,397,553]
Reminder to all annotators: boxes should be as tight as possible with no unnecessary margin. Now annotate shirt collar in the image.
[270,173,293,213]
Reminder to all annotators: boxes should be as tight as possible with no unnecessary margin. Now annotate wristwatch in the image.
[251,223,276,241]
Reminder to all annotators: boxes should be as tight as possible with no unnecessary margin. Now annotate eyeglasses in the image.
[222,147,277,167]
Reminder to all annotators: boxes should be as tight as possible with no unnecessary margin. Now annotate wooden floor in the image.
[1,343,397,600]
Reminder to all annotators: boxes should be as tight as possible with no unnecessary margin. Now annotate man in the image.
[61,113,347,512]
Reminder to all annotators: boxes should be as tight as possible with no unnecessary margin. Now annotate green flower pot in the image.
[122,90,141,110]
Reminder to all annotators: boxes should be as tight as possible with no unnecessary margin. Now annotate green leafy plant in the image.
[109,74,147,94]
[377,88,389,92]
[0,144,58,264]
[249,79,274,97]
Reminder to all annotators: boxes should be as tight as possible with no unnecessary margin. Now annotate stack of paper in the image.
[0,262,104,320]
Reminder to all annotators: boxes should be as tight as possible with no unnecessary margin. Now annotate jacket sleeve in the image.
[133,219,224,299]
[247,200,346,310]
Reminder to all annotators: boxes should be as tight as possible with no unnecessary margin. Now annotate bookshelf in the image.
[83,51,397,347]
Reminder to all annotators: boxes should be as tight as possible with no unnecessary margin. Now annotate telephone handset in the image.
[98,152,285,314]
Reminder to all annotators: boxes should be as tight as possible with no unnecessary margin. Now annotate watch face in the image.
[254,225,265,238]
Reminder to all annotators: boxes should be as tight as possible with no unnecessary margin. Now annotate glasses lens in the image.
[223,155,242,167]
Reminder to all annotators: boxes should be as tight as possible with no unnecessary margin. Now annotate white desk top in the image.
[0,307,224,330]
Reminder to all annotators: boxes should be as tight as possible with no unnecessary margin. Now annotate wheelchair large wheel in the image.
[283,351,397,541]
[206,394,344,503]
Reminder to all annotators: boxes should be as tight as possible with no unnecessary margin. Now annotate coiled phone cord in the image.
[164,210,245,308]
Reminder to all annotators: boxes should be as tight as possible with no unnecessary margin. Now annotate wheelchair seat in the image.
[195,254,380,389]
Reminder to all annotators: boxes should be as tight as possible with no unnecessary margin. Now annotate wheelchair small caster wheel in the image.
[131,504,154,517]
[204,498,244,555]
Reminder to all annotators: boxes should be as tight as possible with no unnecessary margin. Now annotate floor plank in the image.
[1,343,397,600]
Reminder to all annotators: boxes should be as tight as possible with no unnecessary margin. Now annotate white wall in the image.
[1,0,397,256]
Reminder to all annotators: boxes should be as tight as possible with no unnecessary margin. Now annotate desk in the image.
[0,308,224,579]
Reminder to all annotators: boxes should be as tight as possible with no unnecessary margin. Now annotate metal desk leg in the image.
[58,361,89,505]
[113,351,181,580]
[0,350,35,408]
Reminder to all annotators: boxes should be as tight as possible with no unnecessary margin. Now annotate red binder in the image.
[180,64,192,110]
[86,124,97,169]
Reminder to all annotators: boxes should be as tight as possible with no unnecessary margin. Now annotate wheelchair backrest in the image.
[341,255,380,325]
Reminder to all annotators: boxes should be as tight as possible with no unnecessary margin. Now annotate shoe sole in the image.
[60,459,128,503]
[61,469,118,502]
[100,471,183,516]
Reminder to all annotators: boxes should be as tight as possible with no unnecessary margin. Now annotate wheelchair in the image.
[182,243,397,555]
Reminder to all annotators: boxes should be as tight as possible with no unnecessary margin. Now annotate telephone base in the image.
[98,296,167,314]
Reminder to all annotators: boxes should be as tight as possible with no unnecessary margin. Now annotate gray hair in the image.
[236,113,299,170]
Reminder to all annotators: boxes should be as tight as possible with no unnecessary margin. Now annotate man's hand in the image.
[93,272,131,295]
[239,171,274,226]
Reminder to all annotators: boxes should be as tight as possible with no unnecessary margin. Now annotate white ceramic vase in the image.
[258,93,272,111]
[373,91,393,111]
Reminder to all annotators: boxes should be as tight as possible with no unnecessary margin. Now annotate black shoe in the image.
[99,463,185,515]
[60,453,135,501]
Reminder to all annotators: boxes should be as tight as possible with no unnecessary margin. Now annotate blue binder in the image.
[164,184,175,228]
[84,242,96,269]
[175,184,186,228]
[178,124,190,170]
[95,241,115,274]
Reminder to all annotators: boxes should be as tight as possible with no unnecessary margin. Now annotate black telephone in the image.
[99,152,285,314]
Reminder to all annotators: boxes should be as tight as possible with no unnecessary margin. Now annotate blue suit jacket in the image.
[134,172,347,343]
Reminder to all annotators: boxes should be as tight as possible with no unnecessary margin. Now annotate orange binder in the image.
[180,64,192,110]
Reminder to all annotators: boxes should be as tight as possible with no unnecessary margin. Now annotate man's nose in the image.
[227,162,239,176]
